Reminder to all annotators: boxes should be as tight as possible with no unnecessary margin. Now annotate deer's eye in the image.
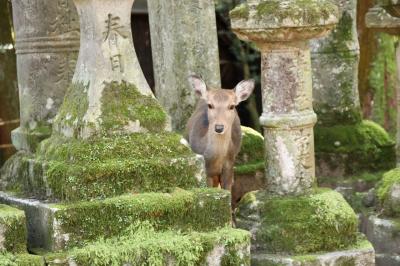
[208,104,214,109]
[229,105,235,110]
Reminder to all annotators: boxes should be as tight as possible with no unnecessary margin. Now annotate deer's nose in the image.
[215,124,224,134]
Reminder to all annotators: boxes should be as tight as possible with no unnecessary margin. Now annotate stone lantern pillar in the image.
[230,1,375,264]
[10,0,80,152]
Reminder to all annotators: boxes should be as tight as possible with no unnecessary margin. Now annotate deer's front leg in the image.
[207,176,221,188]
[221,162,234,191]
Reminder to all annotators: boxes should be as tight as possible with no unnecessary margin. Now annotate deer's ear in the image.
[235,79,255,104]
[188,75,208,99]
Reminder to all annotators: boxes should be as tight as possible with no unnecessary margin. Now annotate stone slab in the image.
[0,188,232,252]
[0,204,27,253]
[251,241,375,266]
[376,253,400,266]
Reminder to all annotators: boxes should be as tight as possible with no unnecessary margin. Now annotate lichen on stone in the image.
[229,3,250,19]
[0,204,27,253]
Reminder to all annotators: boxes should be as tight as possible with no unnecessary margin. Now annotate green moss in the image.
[229,3,250,19]
[315,120,396,174]
[236,188,358,254]
[0,204,27,253]
[48,188,231,249]
[46,222,250,266]
[315,104,362,126]
[235,161,264,175]
[255,0,337,25]
[236,126,264,165]
[54,82,89,137]
[0,253,44,266]
[32,133,203,201]
[100,81,167,134]
[377,168,400,215]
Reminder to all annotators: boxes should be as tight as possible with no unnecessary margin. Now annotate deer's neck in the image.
[204,128,231,161]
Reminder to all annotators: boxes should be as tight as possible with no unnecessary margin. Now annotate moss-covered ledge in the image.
[45,222,250,266]
[377,168,400,217]
[3,132,205,202]
[235,188,359,254]
[0,204,27,253]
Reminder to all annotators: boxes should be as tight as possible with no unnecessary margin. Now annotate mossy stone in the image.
[315,120,396,175]
[48,188,232,250]
[235,188,359,254]
[236,126,264,165]
[0,253,44,266]
[45,222,250,266]
[0,204,27,253]
[20,133,205,202]
[377,168,400,217]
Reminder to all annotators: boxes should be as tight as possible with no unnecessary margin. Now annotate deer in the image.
[185,75,255,191]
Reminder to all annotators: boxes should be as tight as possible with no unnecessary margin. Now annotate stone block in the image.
[235,188,359,254]
[364,215,400,254]
[0,188,231,252]
[0,204,27,253]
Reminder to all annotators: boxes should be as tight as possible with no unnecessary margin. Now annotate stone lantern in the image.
[230,1,376,264]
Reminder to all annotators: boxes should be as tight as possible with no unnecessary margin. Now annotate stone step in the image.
[0,253,45,266]
[0,188,232,252]
[0,204,27,253]
[44,223,250,266]
[251,237,375,266]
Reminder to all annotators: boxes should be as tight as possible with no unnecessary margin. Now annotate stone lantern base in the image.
[235,189,376,265]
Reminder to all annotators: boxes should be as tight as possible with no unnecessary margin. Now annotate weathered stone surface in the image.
[0,188,231,252]
[363,215,400,254]
[311,0,361,126]
[231,0,339,196]
[147,0,221,131]
[10,0,79,152]
[376,168,400,216]
[251,239,375,266]
[375,253,400,266]
[366,6,400,29]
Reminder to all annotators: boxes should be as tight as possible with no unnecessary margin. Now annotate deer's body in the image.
[186,76,255,190]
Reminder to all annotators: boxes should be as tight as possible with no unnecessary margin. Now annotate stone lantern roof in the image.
[230,0,339,42]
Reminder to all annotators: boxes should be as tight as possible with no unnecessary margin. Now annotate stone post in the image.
[10,0,80,152]
[230,1,375,264]
[311,0,395,178]
[311,0,361,126]
[147,0,221,131]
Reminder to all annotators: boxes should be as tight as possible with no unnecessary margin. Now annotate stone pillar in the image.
[312,0,396,178]
[311,0,361,126]
[147,0,221,131]
[10,0,79,152]
[230,1,375,264]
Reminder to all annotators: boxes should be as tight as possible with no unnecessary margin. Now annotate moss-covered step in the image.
[44,222,251,266]
[251,236,375,266]
[235,188,360,254]
[1,133,205,202]
[0,188,232,252]
[376,168,400,217]
[0,204,27,253]
[315,120,396,177]
[0,252,45,266]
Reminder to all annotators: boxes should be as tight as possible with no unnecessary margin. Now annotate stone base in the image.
[251,239,375,266]
[11,127,51,153]
[235,189,360,254]
[315,120,396,177]
[1,133,206,202]
[0,188,232,252]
